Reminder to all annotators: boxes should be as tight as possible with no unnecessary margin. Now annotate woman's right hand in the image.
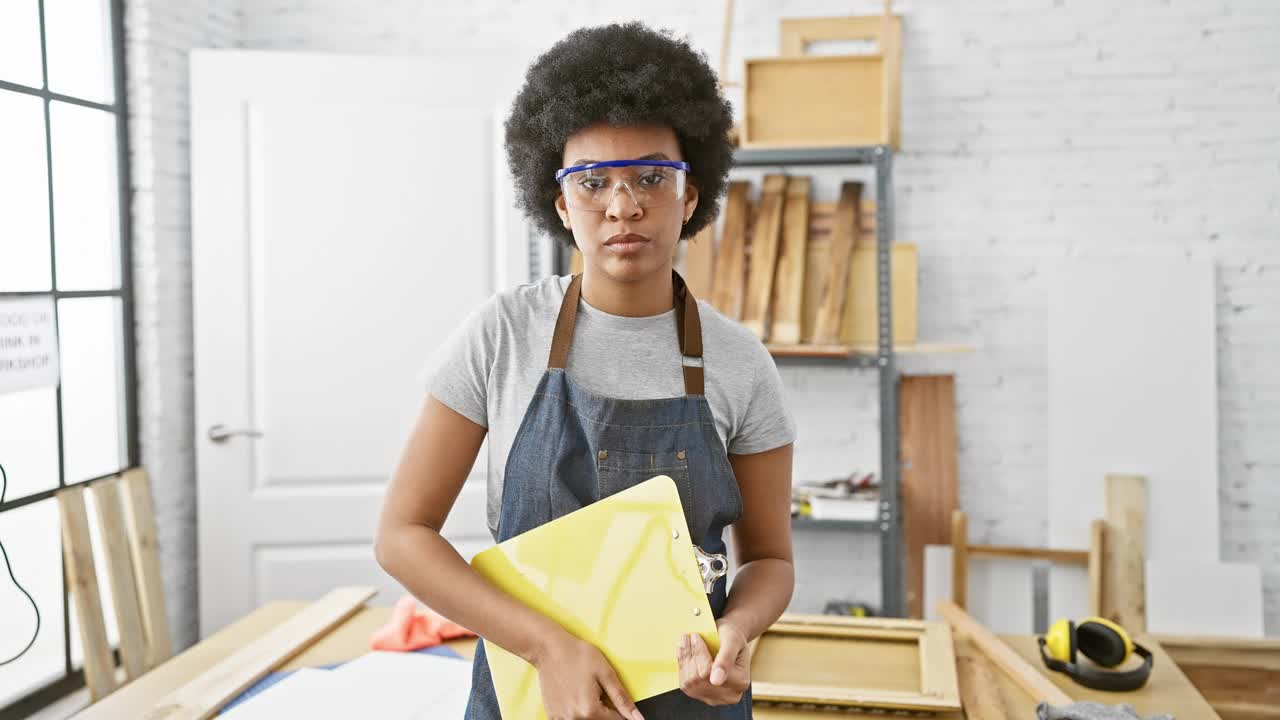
[532,631,645,720]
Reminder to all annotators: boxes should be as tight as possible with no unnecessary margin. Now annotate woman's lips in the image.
[605,233,650,253]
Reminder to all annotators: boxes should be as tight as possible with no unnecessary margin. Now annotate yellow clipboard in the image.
[470,475,720,719]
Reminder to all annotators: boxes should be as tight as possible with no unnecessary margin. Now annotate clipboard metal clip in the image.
[693,545,728,594]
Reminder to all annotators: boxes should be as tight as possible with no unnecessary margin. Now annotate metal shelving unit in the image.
[734,144,902,617]
[542,143,903,616]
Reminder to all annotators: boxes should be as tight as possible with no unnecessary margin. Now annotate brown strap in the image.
[548,271,705,396]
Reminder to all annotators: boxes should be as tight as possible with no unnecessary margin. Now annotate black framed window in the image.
[0,0,137,713]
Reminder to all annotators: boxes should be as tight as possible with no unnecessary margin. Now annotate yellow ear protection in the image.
[1037,617,1153,692]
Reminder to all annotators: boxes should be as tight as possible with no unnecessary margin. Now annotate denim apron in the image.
[464,271,751,719]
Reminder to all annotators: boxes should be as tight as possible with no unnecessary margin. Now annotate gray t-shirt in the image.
[420,275,796,539]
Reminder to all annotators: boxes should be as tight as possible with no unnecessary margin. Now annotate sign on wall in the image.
[0,296,60,395]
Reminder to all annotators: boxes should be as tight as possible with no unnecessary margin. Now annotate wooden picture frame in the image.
[750,614,961,713]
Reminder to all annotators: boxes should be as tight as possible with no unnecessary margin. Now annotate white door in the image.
[190,50,523,636]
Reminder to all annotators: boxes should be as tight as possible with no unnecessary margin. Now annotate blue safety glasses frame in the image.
[554,159,690,183]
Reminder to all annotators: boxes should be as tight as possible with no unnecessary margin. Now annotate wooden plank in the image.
[899,374,958,619]
[1104,473,1147,632]
[682,222,716,301]
[841,242,918,346]
[741,174,788,339]
[138,587,376,720]
[1089,519,1104,618]
[58,485,118,701]
[121,467,174,667]
[812,182,861,343]
[91,476,151,681]
[919,621,961,707]
[955,648,1008,720]
[712,181,750,319]
[769,176,810,344]
[935,600,1073,706]
[950,510,968,610]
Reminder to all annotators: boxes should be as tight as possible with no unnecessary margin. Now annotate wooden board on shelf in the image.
[769,176,810,344]
[742,174,788,339]
[899,375,958,620]
[811,182,862,344]
[842,242,918,346]
[712,181,751,319]
[750,614,961,714]
[682,222,716,301]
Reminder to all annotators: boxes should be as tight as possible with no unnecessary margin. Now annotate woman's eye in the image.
[578,177,606,190]
[640,173,666,186]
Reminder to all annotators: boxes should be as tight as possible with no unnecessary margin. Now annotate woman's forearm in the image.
[375,523,565,665]
[719,557,795,641]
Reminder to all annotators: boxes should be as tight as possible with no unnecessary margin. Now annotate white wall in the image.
[127,0,1280,645]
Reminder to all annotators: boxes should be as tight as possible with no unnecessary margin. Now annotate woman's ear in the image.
[682,181,700,225]
[555,192,571,229]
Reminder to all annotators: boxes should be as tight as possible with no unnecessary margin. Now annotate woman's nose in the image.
[605,182,644,221]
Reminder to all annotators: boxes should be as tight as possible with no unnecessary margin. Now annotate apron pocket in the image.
[595,448,691,506]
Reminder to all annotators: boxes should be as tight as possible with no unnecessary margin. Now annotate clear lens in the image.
[561,164,686,212]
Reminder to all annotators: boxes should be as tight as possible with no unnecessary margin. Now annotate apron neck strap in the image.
[548,270,705,396]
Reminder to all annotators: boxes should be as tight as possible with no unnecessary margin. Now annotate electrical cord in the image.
[0,461,41,665]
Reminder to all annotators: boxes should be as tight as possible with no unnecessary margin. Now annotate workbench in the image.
[73,602,1220,719]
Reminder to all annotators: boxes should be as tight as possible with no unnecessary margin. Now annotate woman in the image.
[376,22,796,720]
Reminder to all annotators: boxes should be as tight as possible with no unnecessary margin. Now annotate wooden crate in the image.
[743,14,902,149]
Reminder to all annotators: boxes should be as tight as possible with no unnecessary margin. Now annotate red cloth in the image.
[369,594,476,652]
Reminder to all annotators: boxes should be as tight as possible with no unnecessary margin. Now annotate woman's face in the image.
[556,123,698,284]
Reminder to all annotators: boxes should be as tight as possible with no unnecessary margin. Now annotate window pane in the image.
[0,388,60,500]
[51,101,120,291]
[0,90,53,292]
[44,0,114,104]
[0,0,43,88]
[58,297,125,484]
[0,499,66,708]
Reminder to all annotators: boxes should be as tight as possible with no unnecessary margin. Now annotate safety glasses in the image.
[555,159,689,212]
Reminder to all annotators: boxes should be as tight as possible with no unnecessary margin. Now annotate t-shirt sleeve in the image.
[415,295,499,428]
[727,344,797,455]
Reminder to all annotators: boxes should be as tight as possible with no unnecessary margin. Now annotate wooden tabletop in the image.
[74,602,1220,719]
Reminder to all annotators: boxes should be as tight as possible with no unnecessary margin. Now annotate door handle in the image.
[207,424,264,443]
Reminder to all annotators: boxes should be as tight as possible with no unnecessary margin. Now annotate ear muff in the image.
[1042,618,1076,663]
[1038,617,1153,692]
[1076,617,1132,667]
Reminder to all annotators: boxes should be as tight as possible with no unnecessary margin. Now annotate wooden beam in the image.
[741,174,788,339]
[935,600,1073,706]
[769,175,810,344]
[811,181,861,343]
[139,587,376,720]
[91,476,151,681]
[1104,473,1147,632]
[900,375,958,618]
[121,468,173,668]
[951,510,968,610]
[711,181,750,319]
[1089,519,1104,618]
[58,485,118,701]
[966,544,1090,566]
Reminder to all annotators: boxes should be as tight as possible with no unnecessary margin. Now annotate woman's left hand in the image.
[676,620,751,706]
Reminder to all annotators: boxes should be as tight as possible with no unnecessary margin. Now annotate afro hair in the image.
[503,22,736,248]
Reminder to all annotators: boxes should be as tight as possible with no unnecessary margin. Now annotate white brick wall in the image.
[128,0,1280,644]
[125,0,242,650]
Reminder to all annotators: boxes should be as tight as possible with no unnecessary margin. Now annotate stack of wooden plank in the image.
[684,176,917,349]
